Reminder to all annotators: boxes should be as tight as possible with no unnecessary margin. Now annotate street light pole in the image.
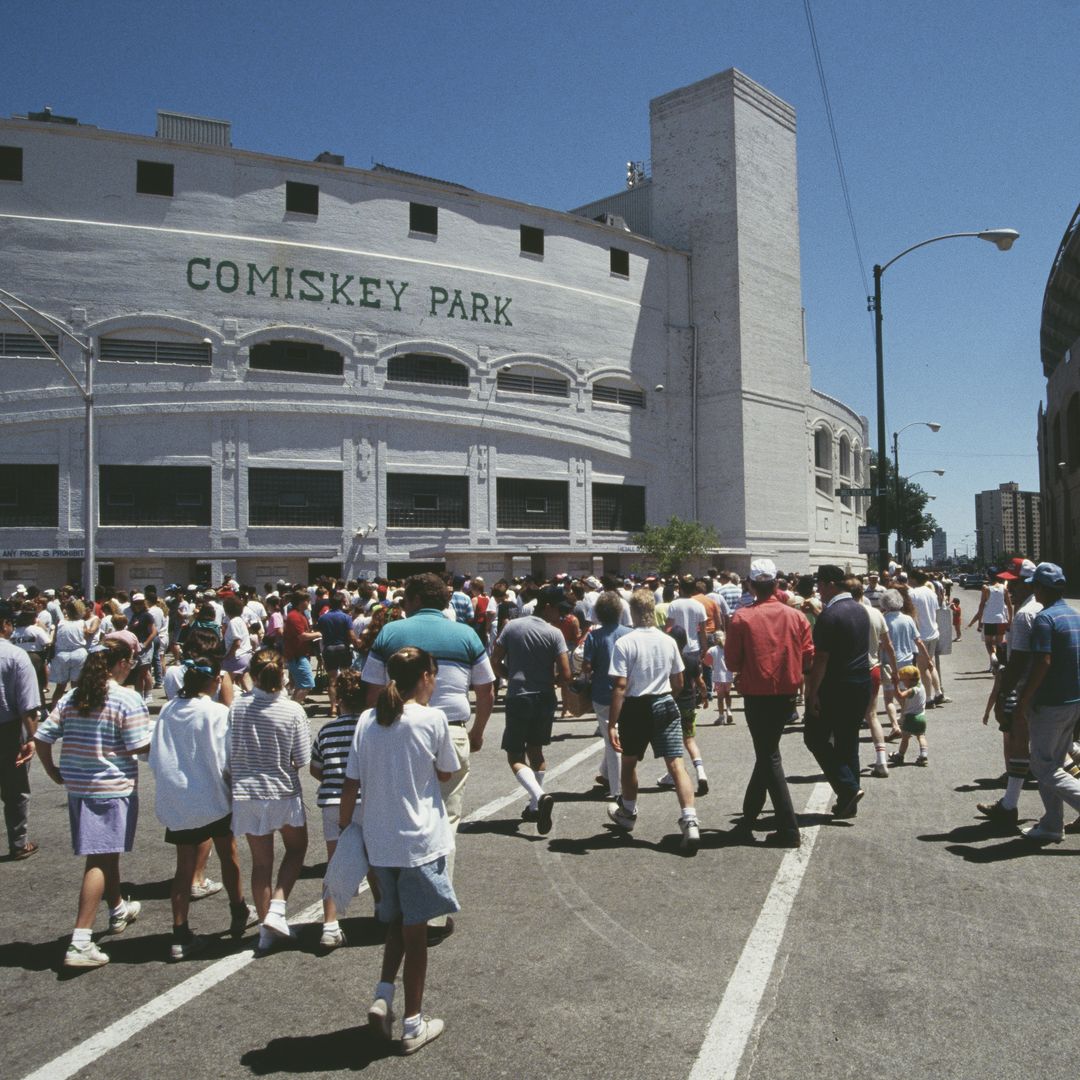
[868,229,1019,574]
[892,422,941,566]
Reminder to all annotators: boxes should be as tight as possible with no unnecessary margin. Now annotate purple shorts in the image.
[68,794,139,856]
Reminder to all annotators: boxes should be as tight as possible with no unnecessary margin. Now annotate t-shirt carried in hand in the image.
[496,615,568,698]
[345,702,460,867]
[609,626,685,697]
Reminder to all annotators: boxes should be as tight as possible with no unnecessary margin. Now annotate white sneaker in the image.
[107,900,141,934]
[679,816,701,851]
[401,1017,445,1055]
[319,926,347,950]
[607,799,637,831]
[656,772,675,788]
[64,940,110,968]
[190,877,223,901]
[367,997,394,1040]
[1022,823,1064,843]
[169,935,209,962]
[262,910,291,939]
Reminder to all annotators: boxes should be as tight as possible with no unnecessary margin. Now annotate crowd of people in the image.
[1,558,1079,1054]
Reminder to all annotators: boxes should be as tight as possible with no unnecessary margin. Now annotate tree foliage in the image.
[631,516,719,575]
[865,453,939,548]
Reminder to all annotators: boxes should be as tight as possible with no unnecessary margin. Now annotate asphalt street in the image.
[3,612,1079,1080]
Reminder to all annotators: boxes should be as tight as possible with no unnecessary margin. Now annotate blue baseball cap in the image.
[1032,562,1066,590]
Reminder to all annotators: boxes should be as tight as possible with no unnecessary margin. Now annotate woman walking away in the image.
[34,640,150,969]
[229,648,309,954]
[50,600,101,708]
[338,647,460,1054]
[149,653,257,961]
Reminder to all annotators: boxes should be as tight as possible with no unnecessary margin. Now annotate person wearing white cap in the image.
[977,557,1041,829]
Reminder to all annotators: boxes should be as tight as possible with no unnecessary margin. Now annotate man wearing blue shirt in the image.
[1014,562,1080,843]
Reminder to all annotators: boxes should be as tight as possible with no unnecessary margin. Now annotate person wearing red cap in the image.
[969,571,1012,672]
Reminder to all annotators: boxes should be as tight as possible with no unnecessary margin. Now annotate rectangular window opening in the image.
[286,180,319,215]
[410,202,438,235]
[610,247,630,277]
[496,479,569,530]
[0,145,23,182]
[592,483,645,532]
[387,475,468,529]
[100,465,211,526]
[249,468,342,527]
[136,160,174,196]
[520,225,544,256]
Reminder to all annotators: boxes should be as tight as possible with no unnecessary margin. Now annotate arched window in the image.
[1068,394,1080,470]
[814,427,833,495]
[386,353,469,388]
[838,435,852,477]
[497,366,569,398]
[250,339,342,376]
[853,445,863,482]
[592,379,645,408]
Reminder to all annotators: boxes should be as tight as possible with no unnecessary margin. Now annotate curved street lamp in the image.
[895,467,945,565]
[870,229,1019,570]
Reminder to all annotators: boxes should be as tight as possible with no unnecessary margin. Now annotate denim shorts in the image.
[618,694,684,760]
[372,855,460,926]
[287,656,315,690]
[501,691,557,753]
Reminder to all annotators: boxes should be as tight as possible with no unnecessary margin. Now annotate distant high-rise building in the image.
[975,482,1041,565]
[932,528,947,564]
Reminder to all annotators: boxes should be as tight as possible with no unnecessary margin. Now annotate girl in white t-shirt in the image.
[703,636,733,724]
[338,646,460,1055]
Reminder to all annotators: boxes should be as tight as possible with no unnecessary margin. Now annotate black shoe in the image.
[427,916,454,946]
[696,777,710,797]
[536,794,555,836]
[976,800,1018,828]
[763,831,801,848]
[520,806,539,823]
[832,789,864,819]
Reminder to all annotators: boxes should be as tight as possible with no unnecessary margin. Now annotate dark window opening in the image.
[410,202,438,235]
[497,478,569,530]
[249,340,343,377]
[496,370,569,398]
[0,145,23,182]
[100,465,211,526]
[610,247,630,277]
[286,180,319,215]
[592,382,645,408]
[520,225,544,256]
[249,468,342,527]
[592,483,645,532]
[386,353,469,388]
[0,464,58,527]
[387,474,468,528]
[136,160,174,196]
[99,338,211,365]
[0,331,59,357]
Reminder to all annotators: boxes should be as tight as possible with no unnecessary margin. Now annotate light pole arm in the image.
[0,288,90,400]
[878,232,1008,275]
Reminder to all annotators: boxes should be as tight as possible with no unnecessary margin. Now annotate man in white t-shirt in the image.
[909,569,946,706]
[664,576,708,660]
[606,587,700,850]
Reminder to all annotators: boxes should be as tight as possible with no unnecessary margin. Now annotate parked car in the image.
[960,573,985,589]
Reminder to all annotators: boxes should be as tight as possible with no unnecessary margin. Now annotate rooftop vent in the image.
[21,106,79,125]
[314,151,345,165]
[156,110,232,147]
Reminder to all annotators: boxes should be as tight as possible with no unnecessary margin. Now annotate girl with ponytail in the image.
[34,639,151,969]
[149,654,256,960]
[336,647,460,1053]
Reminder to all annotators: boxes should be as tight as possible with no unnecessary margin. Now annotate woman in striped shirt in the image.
[35,639,151,969]
[228,648,310,953]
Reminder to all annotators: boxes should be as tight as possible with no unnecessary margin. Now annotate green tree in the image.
[631,516,719,575]
[865,453,939,551]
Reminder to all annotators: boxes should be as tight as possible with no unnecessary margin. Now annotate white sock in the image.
[1002,775,1025,810]
[375,980,395,1005]
[269,898,286,918]
[109,901,127,919]
[403,1014,423,1038]
[693,758,706,779]
[322,920,339,934]
[622,798,637,815]
[681,805,698,821]
[72,927,92,946]
[515,766,545,806]
[875,748,888,766]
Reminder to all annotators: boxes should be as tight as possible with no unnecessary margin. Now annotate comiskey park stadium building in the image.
[0,68,868,592]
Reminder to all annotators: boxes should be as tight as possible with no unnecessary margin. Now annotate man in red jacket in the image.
[725,559,814,847]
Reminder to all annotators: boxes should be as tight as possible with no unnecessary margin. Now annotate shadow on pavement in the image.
[918,821,1026,845]
[943,839,1079,863]
[123,877,172,901]
[240,1025,398,1073]
[786,773,825,785]
[458,818,544,840]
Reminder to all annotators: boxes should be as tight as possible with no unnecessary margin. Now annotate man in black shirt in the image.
[804,566,872,818]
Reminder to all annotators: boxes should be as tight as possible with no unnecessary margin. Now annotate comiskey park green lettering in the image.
[186,257,512,325]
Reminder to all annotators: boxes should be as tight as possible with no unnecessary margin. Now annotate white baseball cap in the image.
[131,592,145,602]
[749,559,777,582]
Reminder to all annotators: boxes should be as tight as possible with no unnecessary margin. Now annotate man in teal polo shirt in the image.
[363,573,494,935]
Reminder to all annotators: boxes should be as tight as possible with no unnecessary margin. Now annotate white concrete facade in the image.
[0,70,867,591]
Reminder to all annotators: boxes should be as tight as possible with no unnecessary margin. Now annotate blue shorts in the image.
[372,856,459,926]
[501,691,557,753]
[287,656,315,690]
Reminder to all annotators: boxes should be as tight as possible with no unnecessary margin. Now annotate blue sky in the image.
[6,0,1076,560]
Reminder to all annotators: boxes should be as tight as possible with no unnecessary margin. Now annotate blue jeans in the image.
[804,679,871,800]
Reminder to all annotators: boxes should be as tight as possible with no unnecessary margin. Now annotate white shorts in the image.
[231,795,306,837]
[321,801,361,843]
[51,649,88,684]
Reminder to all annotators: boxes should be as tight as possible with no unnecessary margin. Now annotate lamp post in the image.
[892,421,941,565]
[896,469,945,563]
[0,287,95,600]
[870,229,1018,572]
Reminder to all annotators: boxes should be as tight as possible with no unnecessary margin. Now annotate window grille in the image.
[99,338,211,365]
[387,474,468,528]
[386,353,469,388]
[497,479,568,529]
[0,331,59,357]
[0,464,58,527]
[592,484,645,532]
[249,469,342,527]
[250,340,343,377]
[592,382,645,407]
[496,370,569,398]
[100,466,211,526]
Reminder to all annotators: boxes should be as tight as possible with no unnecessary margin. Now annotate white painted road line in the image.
[20,736,606,1080]
[687,781,835,1080]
